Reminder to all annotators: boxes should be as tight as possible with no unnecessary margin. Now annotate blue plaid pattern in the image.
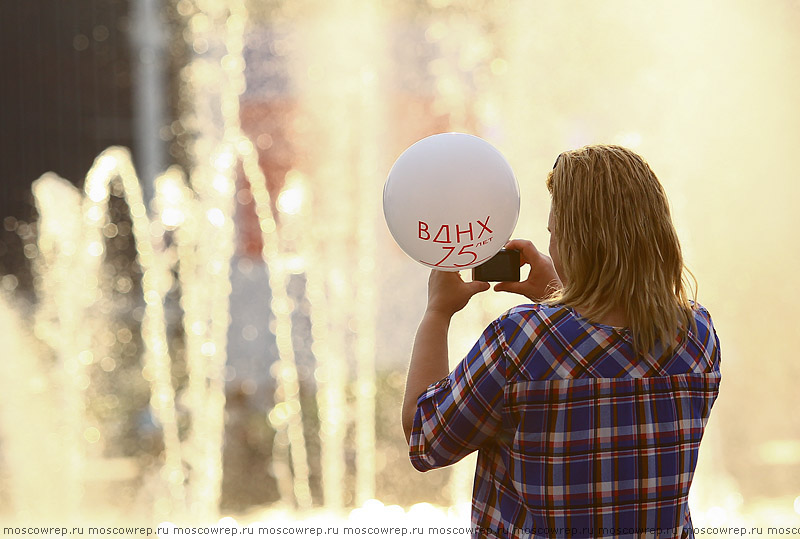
[409,303,721,539]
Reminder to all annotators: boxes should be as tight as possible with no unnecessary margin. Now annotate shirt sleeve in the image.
[408,317,510,472]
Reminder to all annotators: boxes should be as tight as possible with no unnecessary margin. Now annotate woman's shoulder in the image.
[687,301,720,345]
[494,303,578,338]
[498,302,572,323]
[495,301,718,335]
[689,301,716,329]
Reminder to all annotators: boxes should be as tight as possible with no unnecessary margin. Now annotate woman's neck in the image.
[573,304,628,328]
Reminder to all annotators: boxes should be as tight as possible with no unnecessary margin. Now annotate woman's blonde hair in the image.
[545,144,697,356]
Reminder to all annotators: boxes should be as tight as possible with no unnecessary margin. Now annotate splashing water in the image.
[0,0,315,523]
[0,0,385,524]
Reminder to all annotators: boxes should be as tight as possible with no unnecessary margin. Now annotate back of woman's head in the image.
[546,144,697,355]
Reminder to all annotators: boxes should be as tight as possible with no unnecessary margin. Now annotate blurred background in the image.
[0,0,799,532]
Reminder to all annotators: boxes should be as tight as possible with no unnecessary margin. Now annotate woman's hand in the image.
[494,239,562,302]
[426,270,490,318]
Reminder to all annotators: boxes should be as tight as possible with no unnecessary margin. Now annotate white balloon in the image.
[383,133,520,271]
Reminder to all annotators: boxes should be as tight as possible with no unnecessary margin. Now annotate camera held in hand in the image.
[472,249,520,282]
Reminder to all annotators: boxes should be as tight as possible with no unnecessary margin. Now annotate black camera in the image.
[472,249,520,282]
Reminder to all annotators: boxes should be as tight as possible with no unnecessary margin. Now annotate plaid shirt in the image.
[409,303,721,539]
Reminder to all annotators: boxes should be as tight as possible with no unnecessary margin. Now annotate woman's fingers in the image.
[494,273,539,302]
[492,239,561,302]
[427,270,489,316]
[467,279,491,296]
[493,280,525,294]
[504,239,540,266]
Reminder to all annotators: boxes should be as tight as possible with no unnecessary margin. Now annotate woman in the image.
[401,145,721,539]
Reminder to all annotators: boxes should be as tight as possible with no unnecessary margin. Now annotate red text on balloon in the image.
[417,216,495,268]
[417,216,493,243]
